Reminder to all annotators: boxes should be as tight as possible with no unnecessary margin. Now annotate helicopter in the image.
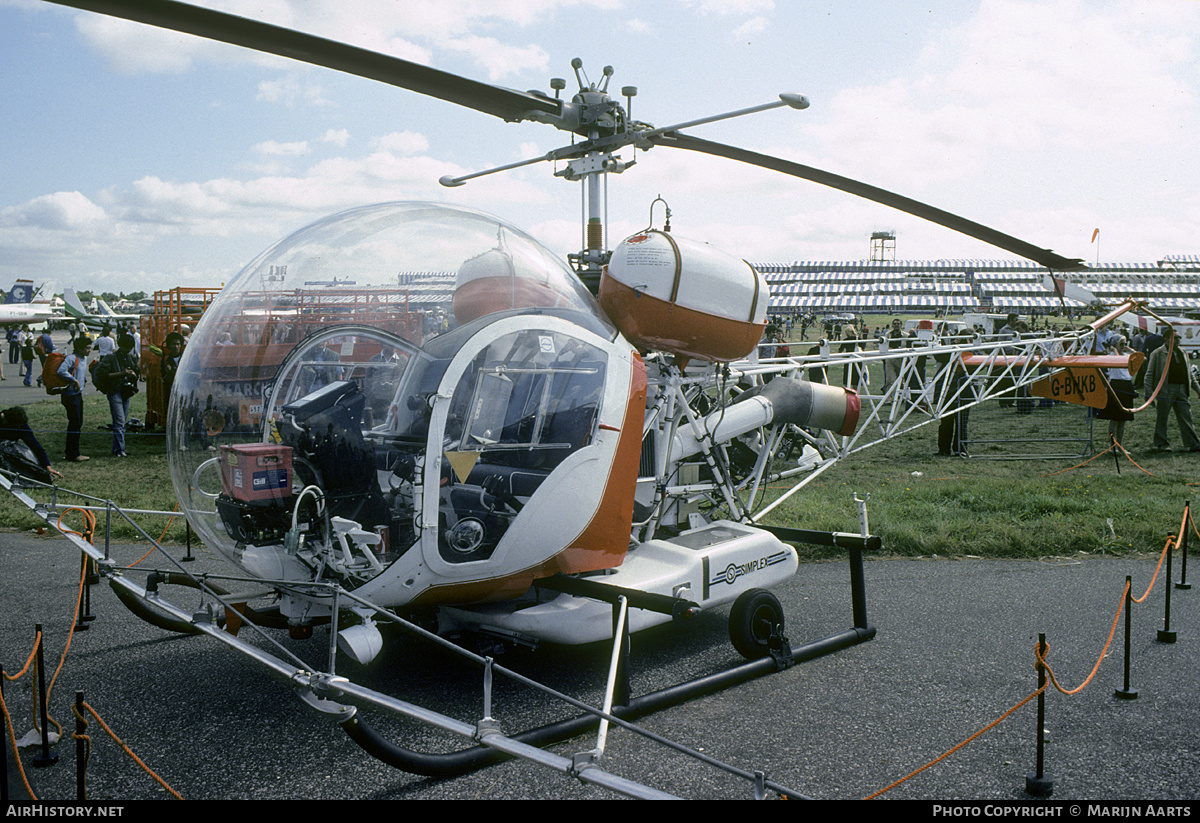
[0,3,1158,796]
[24,0,1148,668]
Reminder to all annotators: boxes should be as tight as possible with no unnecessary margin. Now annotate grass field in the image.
[0,390,190,543]
[762,400,1195,561]
[763,316,1199,560]
[0,347,1195,560]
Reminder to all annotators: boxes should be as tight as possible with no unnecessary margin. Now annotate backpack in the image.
[42,351,69,394]
[0,440,51,484]
[93,355,118,395]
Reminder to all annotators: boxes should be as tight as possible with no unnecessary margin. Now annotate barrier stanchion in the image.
[1025,633,1054,797]
[1114,576,1138,700]
[1158,536,1177,643]
[1178,502,1191,591]
[73,554,93,632]
[183,520,194,562]
[74,700,182,799]
[31,624,57,768]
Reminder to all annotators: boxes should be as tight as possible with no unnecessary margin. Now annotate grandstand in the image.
[755,256,1200,316]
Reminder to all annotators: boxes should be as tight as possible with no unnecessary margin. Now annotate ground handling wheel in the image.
[728,588,787,660]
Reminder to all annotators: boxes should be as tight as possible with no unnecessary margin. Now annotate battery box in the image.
[220,443,294,503]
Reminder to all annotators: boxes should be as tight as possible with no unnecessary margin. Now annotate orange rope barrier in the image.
[0,686,39,801]
[864,530,1172,799]
[1131,535,1173,605]
[39,558,90,741]
[1112,440,1158,476]
[156,503,182,544]
[1039,441,1117,477]
[1038,583,1127,696]
[863,684,1046,799]
[72,709,92,801]
[3,631,47,747]
[2,630,40,682]
[76,700,182,800]
[131,503,182,566]
[55,507,96,543]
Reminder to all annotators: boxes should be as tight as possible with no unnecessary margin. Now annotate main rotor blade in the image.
[650,132,1087,272]
[47,0,561,123]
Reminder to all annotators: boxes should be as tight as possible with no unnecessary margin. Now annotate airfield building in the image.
[755,254,1200,316]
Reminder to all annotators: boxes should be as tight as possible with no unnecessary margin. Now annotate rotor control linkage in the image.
[440,92,810,188]
[636,93,809,142]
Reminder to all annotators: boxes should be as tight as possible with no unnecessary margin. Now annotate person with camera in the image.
[95,332,140,458]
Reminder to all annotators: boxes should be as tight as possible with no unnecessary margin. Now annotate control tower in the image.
[870,231,896,263]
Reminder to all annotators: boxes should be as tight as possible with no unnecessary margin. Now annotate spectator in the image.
[35,325,54,387]
[57,336,93,462]
[1142,325,1199,453]
[881,318,904,392]
[0,406,62,480]
[19,326,35,387]
[95,333,140,458]
[935,331,973,456]
[1097,335,1135,446]
[160,331,186,414]
[95,326,115,357]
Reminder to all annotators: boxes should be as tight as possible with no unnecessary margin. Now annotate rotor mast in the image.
[555,60,636,294]
[436,57,812,291]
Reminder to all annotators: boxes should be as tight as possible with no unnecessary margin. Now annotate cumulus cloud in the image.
[792,0,1200,259]
[1,192,107,230]
[22,0,1200,282]
[73,14,205,74]
[68,0,606,79]
[439,35,550,81]
[371,132,431,156]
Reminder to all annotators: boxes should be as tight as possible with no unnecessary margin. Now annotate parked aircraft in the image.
[61,287,141,330]
[0,279,56,326]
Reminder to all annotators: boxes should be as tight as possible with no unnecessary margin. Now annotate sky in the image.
[1,0,1198,297]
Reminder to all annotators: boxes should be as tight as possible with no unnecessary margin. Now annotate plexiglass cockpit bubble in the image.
[168,202,616,587]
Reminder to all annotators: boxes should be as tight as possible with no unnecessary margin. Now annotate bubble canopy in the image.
[168,202,624,585]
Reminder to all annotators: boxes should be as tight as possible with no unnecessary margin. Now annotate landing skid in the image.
[1,470,877,798]
[368,522,878,779]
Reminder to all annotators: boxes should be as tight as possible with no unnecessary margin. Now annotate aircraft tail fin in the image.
[1041,274,1098,306]
[3,280,37,305]
[62,288,90,320]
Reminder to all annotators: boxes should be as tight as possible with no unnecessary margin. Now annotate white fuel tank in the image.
[599,231,768,362]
